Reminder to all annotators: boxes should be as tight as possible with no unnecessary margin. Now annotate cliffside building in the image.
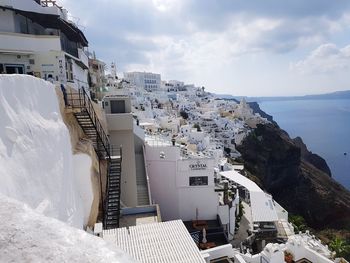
[124,71,161,92]
[0,0,89,90]
[88,52,106,100]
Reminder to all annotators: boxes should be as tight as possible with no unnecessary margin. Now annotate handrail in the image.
[67,88,111,159]
[142,144,152,205]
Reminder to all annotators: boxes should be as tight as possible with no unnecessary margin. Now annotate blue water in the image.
[259,99,350,190]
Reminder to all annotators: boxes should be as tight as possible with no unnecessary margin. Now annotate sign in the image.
[189,161,207,170]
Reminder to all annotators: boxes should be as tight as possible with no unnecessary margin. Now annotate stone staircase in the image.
[135,150,150,206]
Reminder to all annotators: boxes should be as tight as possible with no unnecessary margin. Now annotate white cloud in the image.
[56,0,350,95]
[291,43,350,74]
[152,0,181,12]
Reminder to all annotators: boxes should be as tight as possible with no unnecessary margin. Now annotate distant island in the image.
[216,90,350,102]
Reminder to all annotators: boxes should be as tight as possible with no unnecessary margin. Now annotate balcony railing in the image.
[0,32,61,53]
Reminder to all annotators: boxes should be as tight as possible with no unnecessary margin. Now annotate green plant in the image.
[329,237,350,259]
[289,215,307,232]
[236,201,244,223]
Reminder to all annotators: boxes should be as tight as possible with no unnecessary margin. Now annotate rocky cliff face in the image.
[293,136,332,177]
[237,123,350,230]
[248,102,274,122]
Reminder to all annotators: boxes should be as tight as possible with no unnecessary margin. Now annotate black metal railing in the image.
[109,144,122,158]
[190,231,200,246]
[66,88,110,158]
[103,145,122,229]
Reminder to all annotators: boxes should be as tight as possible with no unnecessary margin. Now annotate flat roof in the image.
[103,220,205,263]
[250,192,278,222]
[220,170,278,222]
[220,170,262,192]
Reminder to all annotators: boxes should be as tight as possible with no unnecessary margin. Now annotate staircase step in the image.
[108,181,120,184]
[109,182,120,185]
[107,211,119,216]
[106,222,118,226]
[107,202,119,205]
[107,208,120,212]
[107,216,119,220]
[107,202,119,206]
[109,172,121,176]
[108,197,119,201]
[106,222,118,227]
[109,177,120,180]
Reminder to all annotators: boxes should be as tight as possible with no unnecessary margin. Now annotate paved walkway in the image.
[231,202,252,247]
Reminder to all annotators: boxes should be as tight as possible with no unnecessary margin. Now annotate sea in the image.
[259,99,350,190]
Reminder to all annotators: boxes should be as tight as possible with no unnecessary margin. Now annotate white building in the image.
[88,52,106,100]
[0,0,89,90]
[124,71,161,92]
[102,220,206,263]
[144,137,220,222]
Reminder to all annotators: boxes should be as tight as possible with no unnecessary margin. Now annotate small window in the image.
[189,176,208,186]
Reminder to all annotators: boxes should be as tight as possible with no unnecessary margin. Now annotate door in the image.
[110,100,126,114]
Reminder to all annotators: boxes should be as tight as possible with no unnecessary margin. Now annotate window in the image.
[189,176,208,186]
[4,64,24,74]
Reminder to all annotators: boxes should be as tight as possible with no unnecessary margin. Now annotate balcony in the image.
[0,32,61,53]
[78,48,89,68]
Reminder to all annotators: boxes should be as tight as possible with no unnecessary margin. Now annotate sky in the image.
[58,0,350,96]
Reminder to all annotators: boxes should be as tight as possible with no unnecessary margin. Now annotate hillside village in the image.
[0,1,349,262]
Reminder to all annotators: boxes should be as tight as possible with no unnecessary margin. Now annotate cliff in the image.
[248,102,274,122]
[237,123,350,230]
[293,136,332,177]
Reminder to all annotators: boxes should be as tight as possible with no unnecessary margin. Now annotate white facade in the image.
[144,143,219,221]
[104,96,138,207]
[124,71,161,92]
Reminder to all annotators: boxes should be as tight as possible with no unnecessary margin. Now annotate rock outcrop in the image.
[248,102,274,122]
[237,123,350,230]
[293,136,332,177]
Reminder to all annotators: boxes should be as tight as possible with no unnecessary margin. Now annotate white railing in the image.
[142,145,152,205]
[0,32,61,53]
[78,48,89,68]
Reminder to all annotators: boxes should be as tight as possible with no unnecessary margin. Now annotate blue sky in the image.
[59,0,350,96]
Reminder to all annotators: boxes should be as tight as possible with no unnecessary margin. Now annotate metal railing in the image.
[66,88,110,158]
[104,145,123,228]
[109,144,122,158]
